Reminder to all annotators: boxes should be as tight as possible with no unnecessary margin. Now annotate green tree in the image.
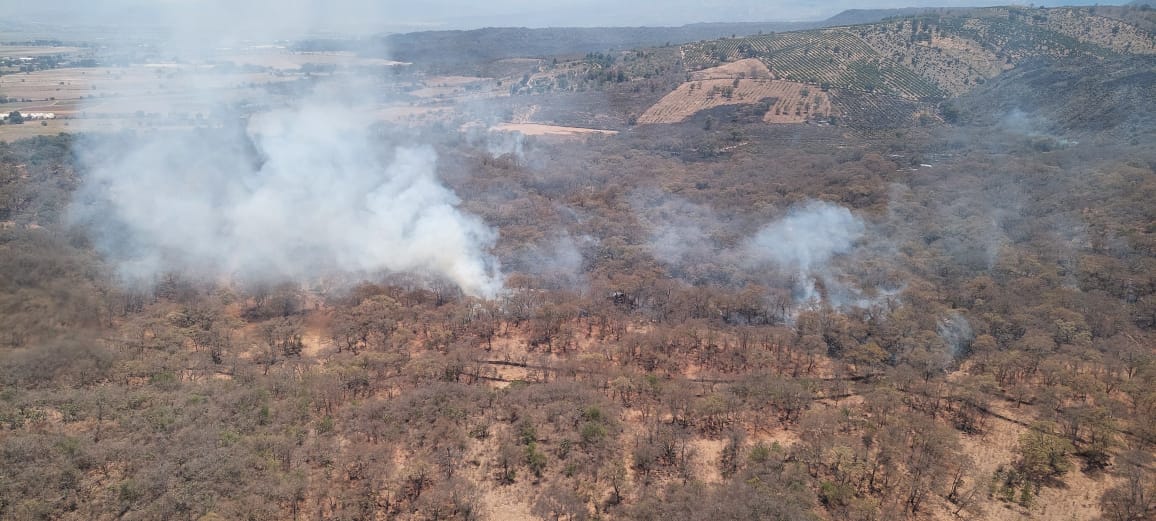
[1017,422,1073,484]
[525,442,547,478]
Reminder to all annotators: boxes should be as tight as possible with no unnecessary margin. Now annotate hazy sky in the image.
[0,0,1126,34]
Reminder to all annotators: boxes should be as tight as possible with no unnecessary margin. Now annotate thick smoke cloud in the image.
[67,11,504,298]
[71,100,503,297]
[745,200,866,302]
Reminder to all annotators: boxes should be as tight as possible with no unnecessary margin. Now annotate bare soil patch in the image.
[689,58,773,81]
[639,77,835,125]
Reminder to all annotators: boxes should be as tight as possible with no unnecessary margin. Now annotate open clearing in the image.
[407,75,503,100]
[951,399,1122,521]
[689,58,773,81]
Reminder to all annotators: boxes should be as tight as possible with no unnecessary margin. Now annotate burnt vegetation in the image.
[2,5,1156,521]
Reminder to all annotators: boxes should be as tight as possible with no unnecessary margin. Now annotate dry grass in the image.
[950,398,1120,521]
[476,486,537,521]
[639,76,835,125]
[689,58,773,81]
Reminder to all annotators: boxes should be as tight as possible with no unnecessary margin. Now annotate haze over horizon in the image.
[0,0,1129,35]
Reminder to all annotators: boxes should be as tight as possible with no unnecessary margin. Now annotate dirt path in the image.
[491,123,618,137]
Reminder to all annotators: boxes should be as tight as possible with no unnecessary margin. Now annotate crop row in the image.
[828,90,928,129]
[639,78,824,124]
[683,29,947,100]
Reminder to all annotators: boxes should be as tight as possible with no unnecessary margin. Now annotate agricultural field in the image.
[0,65,304,138]
[829,89,936,129]
[0,45,83,58]
[406,76,504,101]
[688,58,772,81]
[639,78,834,125]
[683,29,946,100]
[855,20,1007,97]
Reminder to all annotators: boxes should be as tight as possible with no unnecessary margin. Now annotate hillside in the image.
[685,7,1155,93]
[952,53,1156,137]
[464,5,1156,132]
[656,6,1156,128]
[380,24,815,71]
[375,8,981,71]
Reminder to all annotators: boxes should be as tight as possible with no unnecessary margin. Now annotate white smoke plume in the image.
[745,200,866,302]
[485,130,525,163]
[67,8,503,298]
[938,312,974,359]
[633,193,720,267]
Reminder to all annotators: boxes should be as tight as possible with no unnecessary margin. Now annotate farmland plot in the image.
[689,58,772,81]
[683,30,946,100]
[639,76,834,125]
[857,22,1005,96]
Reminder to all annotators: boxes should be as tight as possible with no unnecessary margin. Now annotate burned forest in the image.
[1,3,1156,521]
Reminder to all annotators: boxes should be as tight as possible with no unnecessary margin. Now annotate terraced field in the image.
[639,61,835,124]
[828,90,932,129]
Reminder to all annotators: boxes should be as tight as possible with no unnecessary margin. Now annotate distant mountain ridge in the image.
[822,7,943,26]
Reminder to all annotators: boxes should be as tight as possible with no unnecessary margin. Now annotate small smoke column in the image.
[514,234,590,291]
[485,130,525,163]
[635,194,719,267]
[745,200,866,302]
[999,108,1078,148]
[938,312,974,359]
[67,18,503,297]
